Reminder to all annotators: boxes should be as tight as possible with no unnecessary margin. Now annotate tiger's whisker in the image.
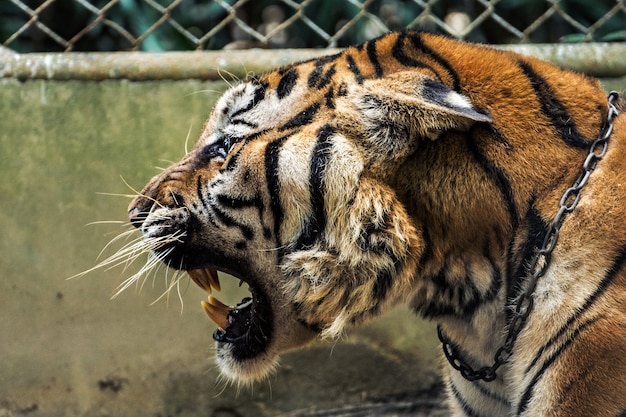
[120,176,167,211]
[95,192,138,199]
[184,123,194,154]
[216,66,235,88]
[97,229,143,260]
[258,244,288,253]
[150,267,187,308]
[85,220,127,226]
[111,247,172,298]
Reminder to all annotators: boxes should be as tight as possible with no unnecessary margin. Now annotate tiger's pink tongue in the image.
[188,269,231,329]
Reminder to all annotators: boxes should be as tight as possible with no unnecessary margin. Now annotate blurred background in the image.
[3,0,626,53]
[1,1,625,416]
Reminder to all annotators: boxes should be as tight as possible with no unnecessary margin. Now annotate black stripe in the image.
[490,126,513,149]
[230,83,267,119]
[392,31,437,74]
[345,53,364,84]
[197,175,217,227]
[309,125,334,233]
[450,378,509,415]
[467,131,519,228]
[471,379,512,408]
[308,63,324,89]
[222,129,269,172]
[517,60,590,149]
[372,264,394,303]
[518,246,626,415]
[230,118,258,128]
[211,202,254,240]
[506,205,547,314]
[308,56,339,89]
[337,82,348,97]
[297,316,324,334]
[293,125,334,250]
[299,52,341,67]
[197,176,207,209]
[429,268,479,317]
[409,32,461,91]
[277,67,298,99]
[516,317,599,416]
[356,205,393,252]
[450,381,485,417]
[310,123,334,197]
[217,194,268,237]
[618,409,626,417]
[265,135,291,247]
[313,64,336,90]
[422,252,502,318]
[417,225,435,267]
[366,39,383,78]
[222,142,241,172]
[481,248,504,305]
[324,87,335,109]
[216,194,263,210]
[279,102,321,131]
[526,243,626,374]
[293,218,320,250]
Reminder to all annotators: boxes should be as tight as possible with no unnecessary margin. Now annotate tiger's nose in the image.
[128,191,155,229]
[128,206,150,229]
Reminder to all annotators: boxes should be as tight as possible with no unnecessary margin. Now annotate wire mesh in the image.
[2,0,626,53]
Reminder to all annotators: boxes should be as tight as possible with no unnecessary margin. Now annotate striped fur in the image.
[128,32,626,416]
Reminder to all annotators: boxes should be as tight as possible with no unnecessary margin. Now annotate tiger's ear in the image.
[348,72,492,141]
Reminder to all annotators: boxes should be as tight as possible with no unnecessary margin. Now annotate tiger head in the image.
[127,40,493,382]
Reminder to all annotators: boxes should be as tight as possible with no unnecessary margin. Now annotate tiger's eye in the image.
[199,142,227,164]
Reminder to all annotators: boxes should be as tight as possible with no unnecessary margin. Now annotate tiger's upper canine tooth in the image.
[188,268,221,293]
[201,296,231,330]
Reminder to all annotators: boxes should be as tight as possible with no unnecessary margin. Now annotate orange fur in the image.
[126,32,626,416]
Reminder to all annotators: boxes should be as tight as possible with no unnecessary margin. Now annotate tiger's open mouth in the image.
[187,268,273,359]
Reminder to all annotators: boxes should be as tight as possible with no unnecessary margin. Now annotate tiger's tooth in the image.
[201,296,230,330]
[188,269,210,293]
[206,268,221,292]
[188,268,220,294]
[208,295,231,311]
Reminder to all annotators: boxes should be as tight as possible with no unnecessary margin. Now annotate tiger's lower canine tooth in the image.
[201,296,230,330]
[188,268,220,293]
[207,295,231,311]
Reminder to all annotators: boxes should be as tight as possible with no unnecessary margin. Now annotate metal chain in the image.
[439,91,621,383]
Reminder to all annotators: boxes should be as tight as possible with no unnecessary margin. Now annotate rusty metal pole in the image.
[1,43,626,81]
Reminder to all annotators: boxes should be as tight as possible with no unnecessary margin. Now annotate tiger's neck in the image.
[395,123,601,413]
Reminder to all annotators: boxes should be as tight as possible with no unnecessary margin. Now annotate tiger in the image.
[123,31,626,416]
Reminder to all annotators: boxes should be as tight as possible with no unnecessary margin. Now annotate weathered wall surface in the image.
[0,79,444,417]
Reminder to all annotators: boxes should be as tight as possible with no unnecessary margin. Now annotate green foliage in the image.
[2,0,625,52]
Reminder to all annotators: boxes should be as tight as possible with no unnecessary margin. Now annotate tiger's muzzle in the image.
[127,154,318,382]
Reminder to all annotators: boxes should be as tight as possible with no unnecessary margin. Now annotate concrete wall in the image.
[0,79,443,417]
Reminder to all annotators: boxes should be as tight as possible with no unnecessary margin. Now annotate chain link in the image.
[439,91,620,383]
[4,0,626,52]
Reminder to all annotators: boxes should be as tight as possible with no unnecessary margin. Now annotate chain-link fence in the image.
[2,0,626,53]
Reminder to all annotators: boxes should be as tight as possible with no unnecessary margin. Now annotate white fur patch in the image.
[206,81,309,148]
[278,138,315,243]
[445,91,473,109]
